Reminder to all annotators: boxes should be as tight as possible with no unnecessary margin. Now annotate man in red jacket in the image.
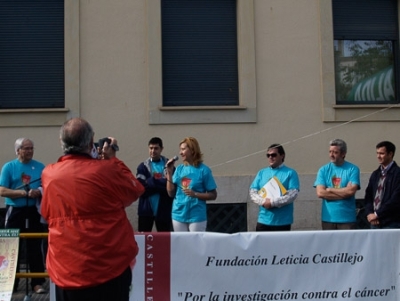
[41,118,144,301]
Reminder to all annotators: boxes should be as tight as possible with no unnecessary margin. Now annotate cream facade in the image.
[1,0,399,231]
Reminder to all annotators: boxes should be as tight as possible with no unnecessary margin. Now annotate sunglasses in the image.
[266,153,278,158]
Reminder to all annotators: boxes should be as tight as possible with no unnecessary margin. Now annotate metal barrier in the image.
[16,233,49,279]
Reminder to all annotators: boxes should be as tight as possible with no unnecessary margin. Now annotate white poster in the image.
[132,230,400,301]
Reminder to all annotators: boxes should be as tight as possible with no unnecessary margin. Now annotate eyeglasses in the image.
[20,147,34,151]
[266,153,278,158]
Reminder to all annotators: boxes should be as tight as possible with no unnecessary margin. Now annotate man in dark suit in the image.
[365,141,400,229]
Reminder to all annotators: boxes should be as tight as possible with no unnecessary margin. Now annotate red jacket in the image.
[41,154,144,288]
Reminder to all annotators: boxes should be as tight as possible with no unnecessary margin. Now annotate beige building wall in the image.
[1,0,399,231]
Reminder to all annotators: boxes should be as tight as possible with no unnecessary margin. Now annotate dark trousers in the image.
[371,221,400,229]
[321,222,356,230]
[256,222,291,231]
[41,223,49,267]
[138,215,172,232]
[55,266,132,301]
[5,205,45,289]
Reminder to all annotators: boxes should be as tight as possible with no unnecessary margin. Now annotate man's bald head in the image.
[60,118,94,154]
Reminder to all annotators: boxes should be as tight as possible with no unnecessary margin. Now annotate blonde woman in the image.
[166,137,217,231]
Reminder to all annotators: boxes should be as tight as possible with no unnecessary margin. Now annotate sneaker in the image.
[33,285,47,294]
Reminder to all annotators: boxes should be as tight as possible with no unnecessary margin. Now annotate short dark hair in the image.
[268,143,285,162]
[376,141,396,156]
[148,137,163,148]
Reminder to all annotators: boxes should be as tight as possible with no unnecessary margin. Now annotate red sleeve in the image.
[109,157,145,207]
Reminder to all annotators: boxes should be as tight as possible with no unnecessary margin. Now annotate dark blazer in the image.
[136,156,173,222]
[364,161,400,227]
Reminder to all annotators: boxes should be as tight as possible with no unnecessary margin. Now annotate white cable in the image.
[210,105,398,169]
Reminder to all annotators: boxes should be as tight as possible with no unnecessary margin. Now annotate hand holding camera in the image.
[96,137,119,160]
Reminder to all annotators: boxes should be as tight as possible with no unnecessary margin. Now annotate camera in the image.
[98,137,119,151]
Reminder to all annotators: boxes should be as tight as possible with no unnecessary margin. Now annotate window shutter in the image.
[0,1,64,109]
[161,0,238,106]
[332,0,398,40]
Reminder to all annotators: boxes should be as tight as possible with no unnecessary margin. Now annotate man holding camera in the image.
[41,118,144,301]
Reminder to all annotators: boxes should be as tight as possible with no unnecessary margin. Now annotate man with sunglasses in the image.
[314,139,360,230]
[249,144,300,231]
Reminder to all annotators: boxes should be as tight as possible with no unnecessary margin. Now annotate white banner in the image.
[132,230,400,301]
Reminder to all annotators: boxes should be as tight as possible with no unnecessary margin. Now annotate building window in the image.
[0,1,64,109]
[332,0,399,104]
[0,0,79,128]
[147,0,256,124]
[161,0,238,107]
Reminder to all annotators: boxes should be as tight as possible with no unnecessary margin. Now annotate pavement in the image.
[11,278,50,301]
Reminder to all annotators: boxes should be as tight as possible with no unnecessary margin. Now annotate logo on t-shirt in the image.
[153,172,162,179]
[331,175,341,188]
[21,173,31,184]
[181,177,191,189]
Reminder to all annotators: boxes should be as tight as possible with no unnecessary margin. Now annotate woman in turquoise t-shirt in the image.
[165,137,217,232]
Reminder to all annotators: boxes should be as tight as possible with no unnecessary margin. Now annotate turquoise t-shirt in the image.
[314,161,360,223]
[250,165,299,226]
[148,160,165,215]
[0,159,45,207]
[172,163,217,223]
